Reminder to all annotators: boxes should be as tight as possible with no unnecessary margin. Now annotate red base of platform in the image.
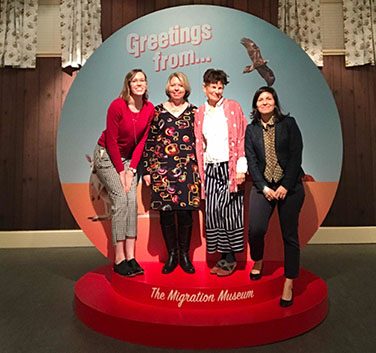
[74,262,328,348]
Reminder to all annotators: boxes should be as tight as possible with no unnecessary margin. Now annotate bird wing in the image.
[256,64,275,86]
[240,37,266,65]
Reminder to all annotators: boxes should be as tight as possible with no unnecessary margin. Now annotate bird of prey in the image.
[240,37,275,86]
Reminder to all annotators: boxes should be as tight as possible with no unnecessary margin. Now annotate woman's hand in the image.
[275,185,288,200]
[143,174,151,186]
[119,170,126,190]
[236,172,246,185]
[124,170,134,192]
[119,170,133,193]
[263,186,276,201]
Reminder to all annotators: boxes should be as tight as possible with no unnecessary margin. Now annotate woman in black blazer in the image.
[245,86,305,307]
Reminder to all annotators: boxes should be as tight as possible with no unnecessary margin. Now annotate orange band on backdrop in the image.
[62,180,337,262]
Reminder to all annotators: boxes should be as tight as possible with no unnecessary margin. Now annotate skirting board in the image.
[0,227,375,248]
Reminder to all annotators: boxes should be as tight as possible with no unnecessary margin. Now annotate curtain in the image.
[278,0,323,66]
[0,0,38,68]
[343,0,376,67]
[60,0,102,68]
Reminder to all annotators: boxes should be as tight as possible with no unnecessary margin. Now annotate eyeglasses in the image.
[130,79,146,85]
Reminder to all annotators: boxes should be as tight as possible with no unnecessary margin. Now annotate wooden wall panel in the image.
[0,69,17,228]
[0,1,375,230]
[101,0,278,41]
[0,58,77,230]
[21,69,40,228]
[111,0,126,34]
[13,68,26,228]
[369,65,376,224]
[321,56,376,225]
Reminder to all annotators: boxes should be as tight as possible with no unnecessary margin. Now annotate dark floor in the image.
[0,244,375,353]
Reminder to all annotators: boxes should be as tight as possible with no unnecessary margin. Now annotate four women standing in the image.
[96,68,305,307]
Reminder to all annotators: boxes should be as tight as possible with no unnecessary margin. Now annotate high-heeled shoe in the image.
[249,262,263,281]
[280,289,294,307]
[250,270,262,280]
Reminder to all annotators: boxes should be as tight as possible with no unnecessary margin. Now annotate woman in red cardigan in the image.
[94,69,154,276]
[194,69,247,276]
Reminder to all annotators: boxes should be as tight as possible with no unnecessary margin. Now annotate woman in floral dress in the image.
[143,72,200,274]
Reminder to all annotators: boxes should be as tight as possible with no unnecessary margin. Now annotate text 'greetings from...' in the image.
[126,24,213,72]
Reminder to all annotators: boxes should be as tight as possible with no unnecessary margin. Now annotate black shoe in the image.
[280,289,294,307]
[162,251,179,274]
[113,260,135,277]
[127,258,144,275]
[250,261,263,281]
[179,252,195,274]
[250,271,262,281]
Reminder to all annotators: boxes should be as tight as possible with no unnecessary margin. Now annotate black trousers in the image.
[248,183,305,279]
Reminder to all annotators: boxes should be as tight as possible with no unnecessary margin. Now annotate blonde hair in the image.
[165,72,191,100]
[119,69,148,102]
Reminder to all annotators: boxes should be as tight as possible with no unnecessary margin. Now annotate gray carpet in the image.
[0,244,375,353]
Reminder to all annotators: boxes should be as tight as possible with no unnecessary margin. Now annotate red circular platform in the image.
[75,261,328,348]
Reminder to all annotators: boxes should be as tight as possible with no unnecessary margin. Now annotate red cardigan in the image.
[98,97,154,173]
[194,98,247,198]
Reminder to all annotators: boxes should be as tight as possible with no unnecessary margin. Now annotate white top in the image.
[202,98,229,164]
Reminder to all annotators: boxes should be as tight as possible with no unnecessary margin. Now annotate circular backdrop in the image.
[57,5,342,261]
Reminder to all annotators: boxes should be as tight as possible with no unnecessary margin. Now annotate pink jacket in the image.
[194,98,248,198]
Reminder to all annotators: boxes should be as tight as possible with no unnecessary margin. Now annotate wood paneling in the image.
[321,56,376,225]
[0,58,77,230]
[0,1,375,229]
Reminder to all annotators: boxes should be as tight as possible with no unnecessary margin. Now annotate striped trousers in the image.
[205,162,245,253]
[93,145,138,245]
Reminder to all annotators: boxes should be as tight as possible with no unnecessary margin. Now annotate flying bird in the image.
[240,37,275,86]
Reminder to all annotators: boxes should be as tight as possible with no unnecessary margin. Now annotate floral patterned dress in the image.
[143,103,200,211]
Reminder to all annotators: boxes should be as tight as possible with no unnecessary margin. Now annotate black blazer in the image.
[245,116,304,192]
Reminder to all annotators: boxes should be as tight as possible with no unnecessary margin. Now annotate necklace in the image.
[169,105,181,112]
[126,100,139,145]
[165,101,188,115]
[170,101,185,110]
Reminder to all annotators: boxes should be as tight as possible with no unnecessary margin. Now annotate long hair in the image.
[250,86,288,122]
[119,69,148,102]
[165,72,191,100]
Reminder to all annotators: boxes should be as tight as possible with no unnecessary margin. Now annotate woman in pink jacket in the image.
[194,69,247,276]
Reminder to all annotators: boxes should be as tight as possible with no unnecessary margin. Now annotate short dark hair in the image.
[203,69,229,86]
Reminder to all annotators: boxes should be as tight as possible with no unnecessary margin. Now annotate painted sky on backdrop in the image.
[57,5,342,183]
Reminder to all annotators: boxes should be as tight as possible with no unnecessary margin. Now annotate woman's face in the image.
[168,76,186,102]
[129,72,147,97]
[256,91,275,118]
[203,81,224,106]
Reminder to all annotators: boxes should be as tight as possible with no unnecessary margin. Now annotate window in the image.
[321,0,345,55]
[37,0,61,56]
